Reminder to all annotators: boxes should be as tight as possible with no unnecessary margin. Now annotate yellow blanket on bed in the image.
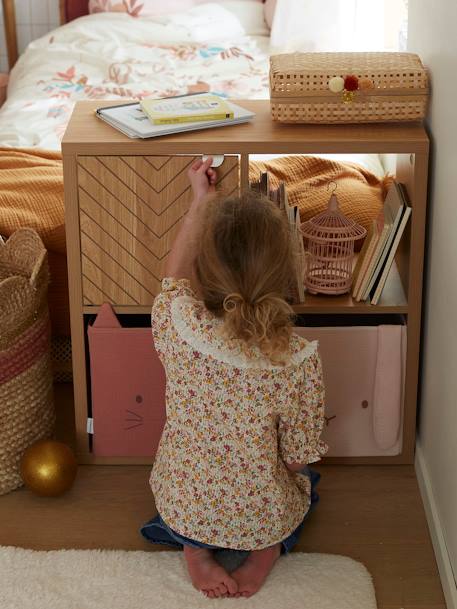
[0,147,68,335]
[249,155,392,239]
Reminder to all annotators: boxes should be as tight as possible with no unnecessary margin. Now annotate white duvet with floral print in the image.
[0,5,269,149]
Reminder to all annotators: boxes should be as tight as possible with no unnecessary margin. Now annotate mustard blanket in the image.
[249,155,392,238]
[0,148,68,335]
[0,149,391,336]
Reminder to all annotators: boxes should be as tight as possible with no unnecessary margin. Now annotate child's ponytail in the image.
[222,291,294,365]
[194,191,296,365]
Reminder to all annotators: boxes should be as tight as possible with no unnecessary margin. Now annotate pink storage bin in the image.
[87,303,166,457]
[87,304,405,458]
[294,321,406,457]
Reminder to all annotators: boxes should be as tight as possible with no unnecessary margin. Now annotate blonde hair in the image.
[194,190,295,365]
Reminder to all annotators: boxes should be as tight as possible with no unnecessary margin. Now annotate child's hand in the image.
[188,157,217,204]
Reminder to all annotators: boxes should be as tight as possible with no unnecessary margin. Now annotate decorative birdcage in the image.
[300,188,367,295]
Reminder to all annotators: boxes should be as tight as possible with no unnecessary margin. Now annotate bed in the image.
[0,1,272,148]
[0,0,390,336]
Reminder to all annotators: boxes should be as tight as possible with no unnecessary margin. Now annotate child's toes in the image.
[224,576,238,596]
[217,583,228,597]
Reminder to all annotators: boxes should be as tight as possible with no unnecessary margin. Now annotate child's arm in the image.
[163,157,216,281]
[278,348,328,469]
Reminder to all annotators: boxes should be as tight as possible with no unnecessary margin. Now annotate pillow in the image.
[89,0,264,19]
[88,0,197,17]
[152,4,246,41]
[215,1,269,36]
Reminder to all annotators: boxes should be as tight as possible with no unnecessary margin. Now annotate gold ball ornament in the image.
[20,440,78,497]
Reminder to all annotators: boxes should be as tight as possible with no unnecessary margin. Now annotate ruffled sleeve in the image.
[278,350,328,465]
[151,277,197,362]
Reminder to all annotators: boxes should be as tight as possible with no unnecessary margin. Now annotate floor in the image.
[0,385,446,609]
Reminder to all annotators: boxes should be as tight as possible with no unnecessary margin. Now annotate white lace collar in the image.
[170,295,317,370]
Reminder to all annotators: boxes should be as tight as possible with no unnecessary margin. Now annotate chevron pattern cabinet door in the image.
[77,155,239,305]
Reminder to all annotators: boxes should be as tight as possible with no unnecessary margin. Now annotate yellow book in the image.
[140,94,234,125]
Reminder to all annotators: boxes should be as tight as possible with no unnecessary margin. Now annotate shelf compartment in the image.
[82,259,407,316]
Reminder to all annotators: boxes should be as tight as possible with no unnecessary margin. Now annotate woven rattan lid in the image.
[301,194,367,243]
[270,52,428,92]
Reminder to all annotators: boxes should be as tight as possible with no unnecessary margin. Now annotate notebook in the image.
[354,212,391,302]
[359,183,405,301]
[370,189,412,305]
[96,98,254,139]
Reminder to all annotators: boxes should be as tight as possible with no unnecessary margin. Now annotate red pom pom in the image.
[344,75,359,92]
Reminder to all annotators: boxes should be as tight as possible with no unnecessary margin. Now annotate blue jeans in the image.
[140,466,320,554]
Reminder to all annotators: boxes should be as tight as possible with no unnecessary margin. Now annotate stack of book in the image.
[352,181,412,305]
[251,172,305,304]
[96,93,254,139]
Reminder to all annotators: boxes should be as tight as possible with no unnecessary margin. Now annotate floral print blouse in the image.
[149,277,327,550]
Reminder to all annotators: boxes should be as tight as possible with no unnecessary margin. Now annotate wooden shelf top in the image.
[62,100,429,155]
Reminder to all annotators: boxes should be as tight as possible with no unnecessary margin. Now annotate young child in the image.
[141,157,327,599]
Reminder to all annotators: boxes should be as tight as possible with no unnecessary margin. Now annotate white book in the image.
[96,98,254,139]
[360,182,405,301]
[371,206,412,305]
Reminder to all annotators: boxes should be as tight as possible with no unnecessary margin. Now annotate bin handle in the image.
[372,325,404,450]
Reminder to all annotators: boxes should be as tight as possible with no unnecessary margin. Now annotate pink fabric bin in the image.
[294,322,406,456]
[87,304,405,458]
[87,303,166,457]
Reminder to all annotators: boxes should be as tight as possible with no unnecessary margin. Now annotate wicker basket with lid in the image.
[270,52,429,124]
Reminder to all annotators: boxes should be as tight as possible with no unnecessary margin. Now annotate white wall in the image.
[408,0,457,598]
[0,0,60,73]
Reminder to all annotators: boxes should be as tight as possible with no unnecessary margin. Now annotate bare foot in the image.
[183,546,238,598]
[230,543,281,598]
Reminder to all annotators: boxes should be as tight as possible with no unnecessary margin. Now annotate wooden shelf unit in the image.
[62,100,429,466]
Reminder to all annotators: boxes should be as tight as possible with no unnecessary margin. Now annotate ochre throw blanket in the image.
[249,155,393,244]
[0,148,68,335]
[0,149,391,336]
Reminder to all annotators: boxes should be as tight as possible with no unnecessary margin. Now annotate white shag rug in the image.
[0,547,377,609]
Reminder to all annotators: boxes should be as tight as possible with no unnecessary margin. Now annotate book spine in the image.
[152,112,234,125]
[359,225,391,302]
[352,222,378,300]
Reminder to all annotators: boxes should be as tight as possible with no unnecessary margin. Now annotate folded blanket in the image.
[0,148,68,336]
[249,155,393,248]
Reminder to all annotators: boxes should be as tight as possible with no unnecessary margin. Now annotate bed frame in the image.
[2,0,88,69]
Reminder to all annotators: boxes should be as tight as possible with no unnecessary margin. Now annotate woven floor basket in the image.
[270,52,429,124]
[0,229,55,495]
